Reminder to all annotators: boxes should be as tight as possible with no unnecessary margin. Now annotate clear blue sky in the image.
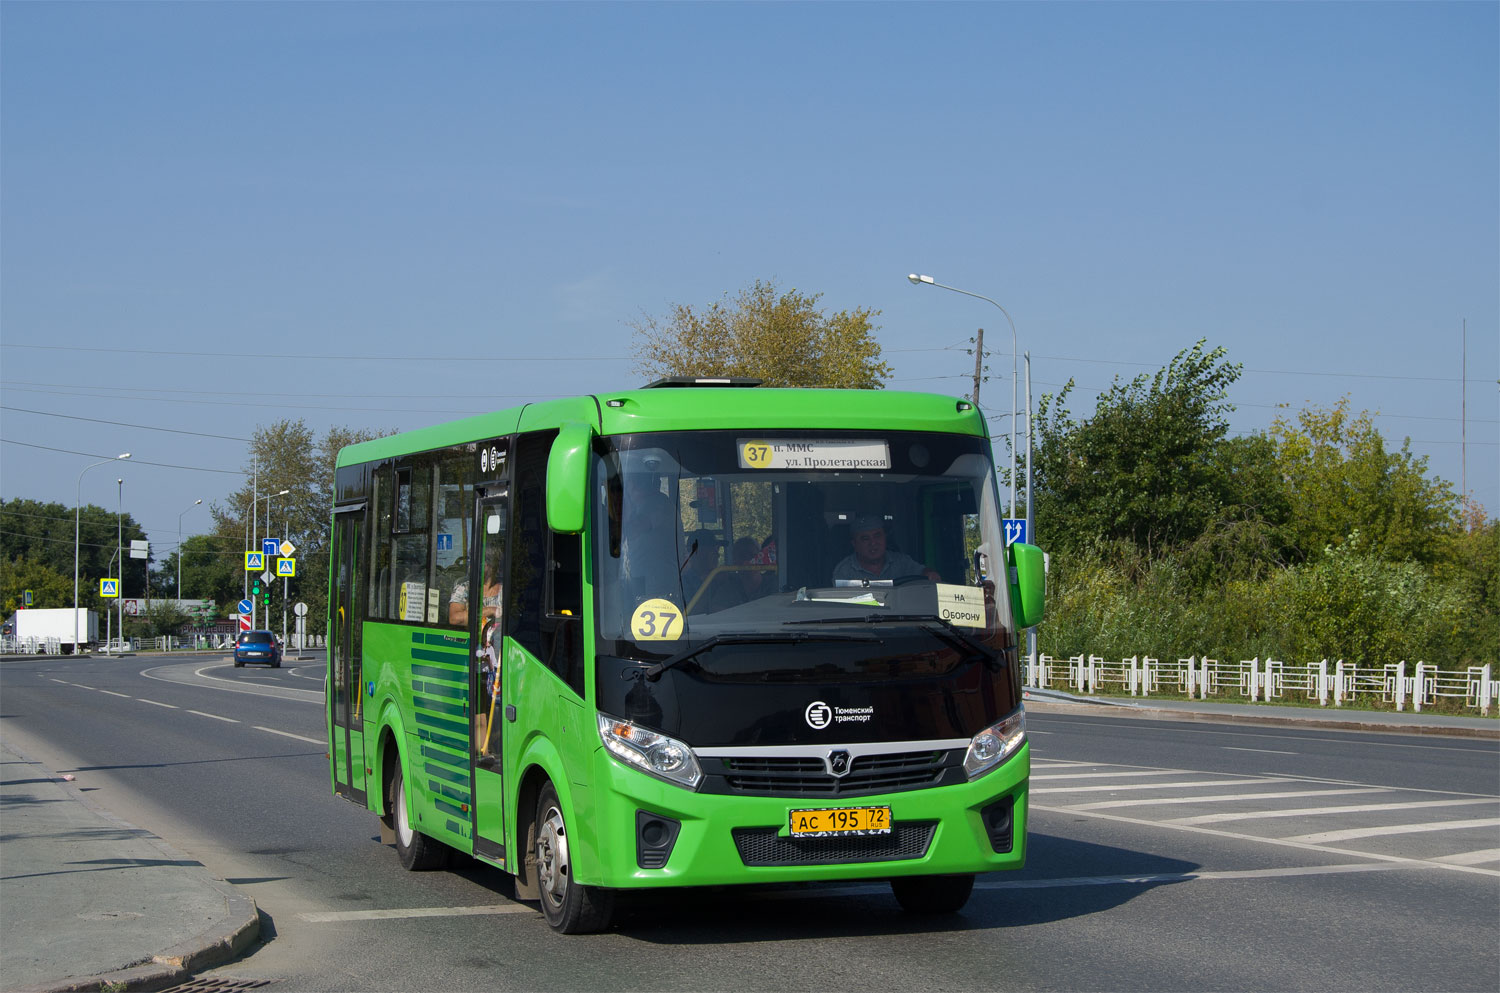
[3,1,1496,566]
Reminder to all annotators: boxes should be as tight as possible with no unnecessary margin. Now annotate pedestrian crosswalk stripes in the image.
[1027,757,1500,871]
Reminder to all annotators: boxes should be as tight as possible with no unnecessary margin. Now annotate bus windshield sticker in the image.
[738,439,891,470]
[630,598,685,641]
[934,583,985,628]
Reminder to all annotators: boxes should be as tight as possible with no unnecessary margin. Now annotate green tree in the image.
[630,279,891,388]
[1,557,74,614]
[1032,340,1253,561]
[1270,398,1456,565]
[0,498,150,610]
[208,419,389,632]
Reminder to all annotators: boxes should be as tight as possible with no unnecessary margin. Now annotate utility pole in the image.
[1461,318,1467,516]
[971,327,985,405]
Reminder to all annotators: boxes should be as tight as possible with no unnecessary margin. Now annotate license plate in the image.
[789,805,891,837]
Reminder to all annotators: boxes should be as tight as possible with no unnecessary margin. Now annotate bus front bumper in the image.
[578,742,1029,890]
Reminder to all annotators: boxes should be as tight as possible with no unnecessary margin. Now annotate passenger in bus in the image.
[620,488,680,587]
[702,536,771,610]
[832,515,940,584]
[448,545,504,627]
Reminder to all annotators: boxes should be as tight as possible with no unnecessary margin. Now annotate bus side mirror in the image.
[1007,541,1045,629]
[546,422,593,534]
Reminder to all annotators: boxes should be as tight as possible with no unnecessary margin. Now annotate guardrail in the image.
[1025,653,1497,715]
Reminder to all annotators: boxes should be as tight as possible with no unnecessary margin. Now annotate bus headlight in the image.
[963,710,1026,780]
[597,714,703,790]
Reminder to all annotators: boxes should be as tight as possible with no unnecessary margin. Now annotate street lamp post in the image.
[73,453,130,653]
[177,499,203,600]
[908,273,1020,517]
[116,477,124,652]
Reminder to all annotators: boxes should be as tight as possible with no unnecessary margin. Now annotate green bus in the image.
[327,379,1044,932]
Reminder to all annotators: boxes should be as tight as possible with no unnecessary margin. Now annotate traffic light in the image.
[253,578,269,608]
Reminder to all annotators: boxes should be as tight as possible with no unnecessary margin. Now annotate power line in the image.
[0,343,630,363]
[0,438,248,474]
[1,406,252,441]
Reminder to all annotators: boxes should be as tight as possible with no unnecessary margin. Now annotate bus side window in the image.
[370,465,393,619]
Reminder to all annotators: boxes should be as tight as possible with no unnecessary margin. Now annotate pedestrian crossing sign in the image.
[276,557,296,577]
[99,578,119,597]
[245,551,265,571]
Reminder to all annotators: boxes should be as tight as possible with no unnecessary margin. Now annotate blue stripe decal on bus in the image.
[446,819,469,839]
[432,780,469,803]
[421,745,467,771]
[414,712,468,736]
[436,799,466,818]
[420,632,470,648]
[411,648,468,666]
[411,663,465,682]
[414,695,467,718]
[426,762,468,786]
[412,680,467,701]
[417,727,468,752]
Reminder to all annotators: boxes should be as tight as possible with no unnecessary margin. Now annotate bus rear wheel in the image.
[535,782,614,933]
[891,873,974,914]
[392,763,448,871]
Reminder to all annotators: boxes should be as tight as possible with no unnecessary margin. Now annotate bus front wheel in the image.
[891,873,974,914]
[392,763,448,871]
[535,782,614,933]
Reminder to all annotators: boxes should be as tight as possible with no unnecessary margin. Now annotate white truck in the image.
[12,608,99,653]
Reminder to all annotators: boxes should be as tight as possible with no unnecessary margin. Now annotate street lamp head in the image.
[194,499,203,506]
[118,453,131,460]
[908,273,935,286]
[277,489,290,497]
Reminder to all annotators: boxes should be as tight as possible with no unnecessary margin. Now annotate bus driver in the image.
[832,515,940,584]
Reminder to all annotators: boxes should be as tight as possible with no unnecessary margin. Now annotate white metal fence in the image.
[1025,653,1497,715]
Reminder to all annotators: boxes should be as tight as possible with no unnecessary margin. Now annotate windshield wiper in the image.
[786,613,1004,670]
[642,631,878,682]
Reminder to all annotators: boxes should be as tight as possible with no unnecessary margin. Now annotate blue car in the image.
[234,630,282,668]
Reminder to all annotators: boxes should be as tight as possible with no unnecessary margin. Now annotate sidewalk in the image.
[0,738,260,993]
[1023,687,1500,738]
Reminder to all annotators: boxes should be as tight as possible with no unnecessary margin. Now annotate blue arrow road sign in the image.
[238,598,253,615]
[262,538,280,558]
[1003,519,1028,546]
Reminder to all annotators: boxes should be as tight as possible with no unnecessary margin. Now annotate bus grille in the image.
[732,822,936,866]
[720,750,949,797]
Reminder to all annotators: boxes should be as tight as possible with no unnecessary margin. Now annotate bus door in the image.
[330,505,367,803]
[471,494,509,860]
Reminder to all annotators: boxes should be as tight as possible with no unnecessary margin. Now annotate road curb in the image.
[16,873,261,993]
[1023,699,1500,740]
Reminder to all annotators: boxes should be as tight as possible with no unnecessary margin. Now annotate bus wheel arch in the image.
[534,779,614,933]
[512,764,550,901]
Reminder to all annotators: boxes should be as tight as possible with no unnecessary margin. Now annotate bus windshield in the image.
[591,428,1011,669]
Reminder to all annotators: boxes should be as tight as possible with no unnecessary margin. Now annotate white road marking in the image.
[1172,797,1499,826]
[1283,817,1500,845]
[1432,848,1500,865]
[974,863,1398,889]
[253,726,323,744]
[299,903,535,923]
[1069,788,1384,811]
[1034,777,1294,794]
[1032,770,1199,781]
[1032,803,1500,878]
[98,689,131,698]
[137,699,178,709]
[1224,747,1297,755]
[188,710,238,723]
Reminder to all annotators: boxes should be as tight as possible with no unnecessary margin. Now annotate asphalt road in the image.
[2,653,1496,992]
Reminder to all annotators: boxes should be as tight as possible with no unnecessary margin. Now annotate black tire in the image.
[271,659,281,668]
[535,782,614,933]
[233,660,244,668]
[392,763,449,871]
[891,874,975,914]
